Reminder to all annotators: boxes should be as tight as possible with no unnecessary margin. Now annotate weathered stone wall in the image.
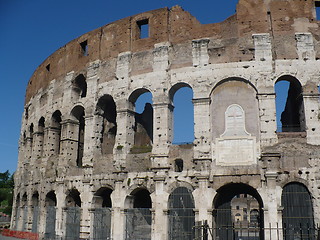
[13,0,320,239]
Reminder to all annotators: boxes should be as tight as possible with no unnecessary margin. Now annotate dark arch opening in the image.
[45,191,57,238]
[169,83,194,145]
[66,188,81,207]
[213,183,264,240]
[65,189,81,240]
[71,106,85,167]
[168,187,195,240]
[282,182,315,239]
[31,192,39,233]
[37,117,45,157]
[73,74,87,98]
[38,117,45,132]
[52,111,62,155]
[96,95,117,154]
[94,187,113,208]
[93,188,113,239]
[275,76,305,132]
[129,89,153,149]
[126,189,152,239]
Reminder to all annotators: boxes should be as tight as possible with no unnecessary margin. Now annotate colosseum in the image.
[11,0,320,239]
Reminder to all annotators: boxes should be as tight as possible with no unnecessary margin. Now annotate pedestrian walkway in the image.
[0,235,21,240]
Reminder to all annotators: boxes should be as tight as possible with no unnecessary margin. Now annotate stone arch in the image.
[129,88,153,148]
[275,75,305,132]
[65,188,81,240]
[210,77,260,141]
[168,186,195,240]
[51,110,62,155]
[92,187,113,240]
[125,188,152,240]
[169,82,194,144]
[96,94,117,154]
[212,183,264,240]
[167,181,195,195]
[72,74,87,98]
[31,191,40,233]
[281,182,315,239]
[36,117,45,157]
[71,105,85,167]
[45,191,57,239]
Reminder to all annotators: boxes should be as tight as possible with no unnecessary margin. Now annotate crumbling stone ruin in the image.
[12,0,320,239]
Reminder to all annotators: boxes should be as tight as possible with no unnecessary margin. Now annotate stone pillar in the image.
[295,33,315,61]
[60,119,79,167]
[45,126,61,157]
[193,98,212,169]
[55,182,65,238]
[151,176,169,240]
[151,97,173,170]
[261,171,283,240]
[82,115,94,168]
[37,192,46,238]
[113,99,135,170]
[111,180,126,240]
[253,33,272,62]
[193,175,215,240]
[80,181,92,239]
[257,93,278,146]
[192,39,210,67]
[303,93,320,145]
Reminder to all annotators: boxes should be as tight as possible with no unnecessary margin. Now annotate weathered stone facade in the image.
[12,0,320,239]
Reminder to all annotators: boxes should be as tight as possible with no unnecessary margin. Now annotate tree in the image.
[0,171,14,215]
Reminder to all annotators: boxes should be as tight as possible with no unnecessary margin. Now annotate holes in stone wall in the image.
[137,19,149,39]
[169,83,194,144]
[275,76,305,132]
[46,64,50,72]
[96,95,117,154]
[80,40,88,56]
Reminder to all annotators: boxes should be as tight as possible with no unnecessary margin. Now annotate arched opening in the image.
[65,189,81,240]
[213,183,264,240]
[21,193,28,231]
[71,106,85,167]
[31,192,39,233]
[45,191,57,239]
[129,89,153,152]
[169,83,194,144]
[92,188,113,240]
[73,74,87,98]
[28,124,34,157]
[275,76,305,132]
[168,187,195,240]
[51,110,62,155]
[96,95,117,154]
[37,117,45,157]
[282,182,315,239]
[125,188,152,240]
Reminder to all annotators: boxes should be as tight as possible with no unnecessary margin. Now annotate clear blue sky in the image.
[1,0,303,174]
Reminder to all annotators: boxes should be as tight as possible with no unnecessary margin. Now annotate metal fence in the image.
[125,208,151,240]
[65,207,81,240]
[45,206,56,239]
[92,208,112,240]
[32,206,39,233]
[194,222,320,240]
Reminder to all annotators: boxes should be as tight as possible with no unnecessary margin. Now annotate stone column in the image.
[151,97,173,170]
[303,93,320,145]
[295,33,315,61]
[82,115,94,168]
[113,99,135,170]
[60,119,79,168]
[111,180,126,240]
[257,93,278,146]
[261,171,283,240]
[193,98,212,169]
[55,182,65,238]
[80,180,92,239]
[151,176,169,240]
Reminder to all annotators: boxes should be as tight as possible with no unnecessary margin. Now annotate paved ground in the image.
[0,236,21,240]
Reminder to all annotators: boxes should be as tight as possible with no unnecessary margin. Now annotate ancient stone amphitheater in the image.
[11,0,320,239]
